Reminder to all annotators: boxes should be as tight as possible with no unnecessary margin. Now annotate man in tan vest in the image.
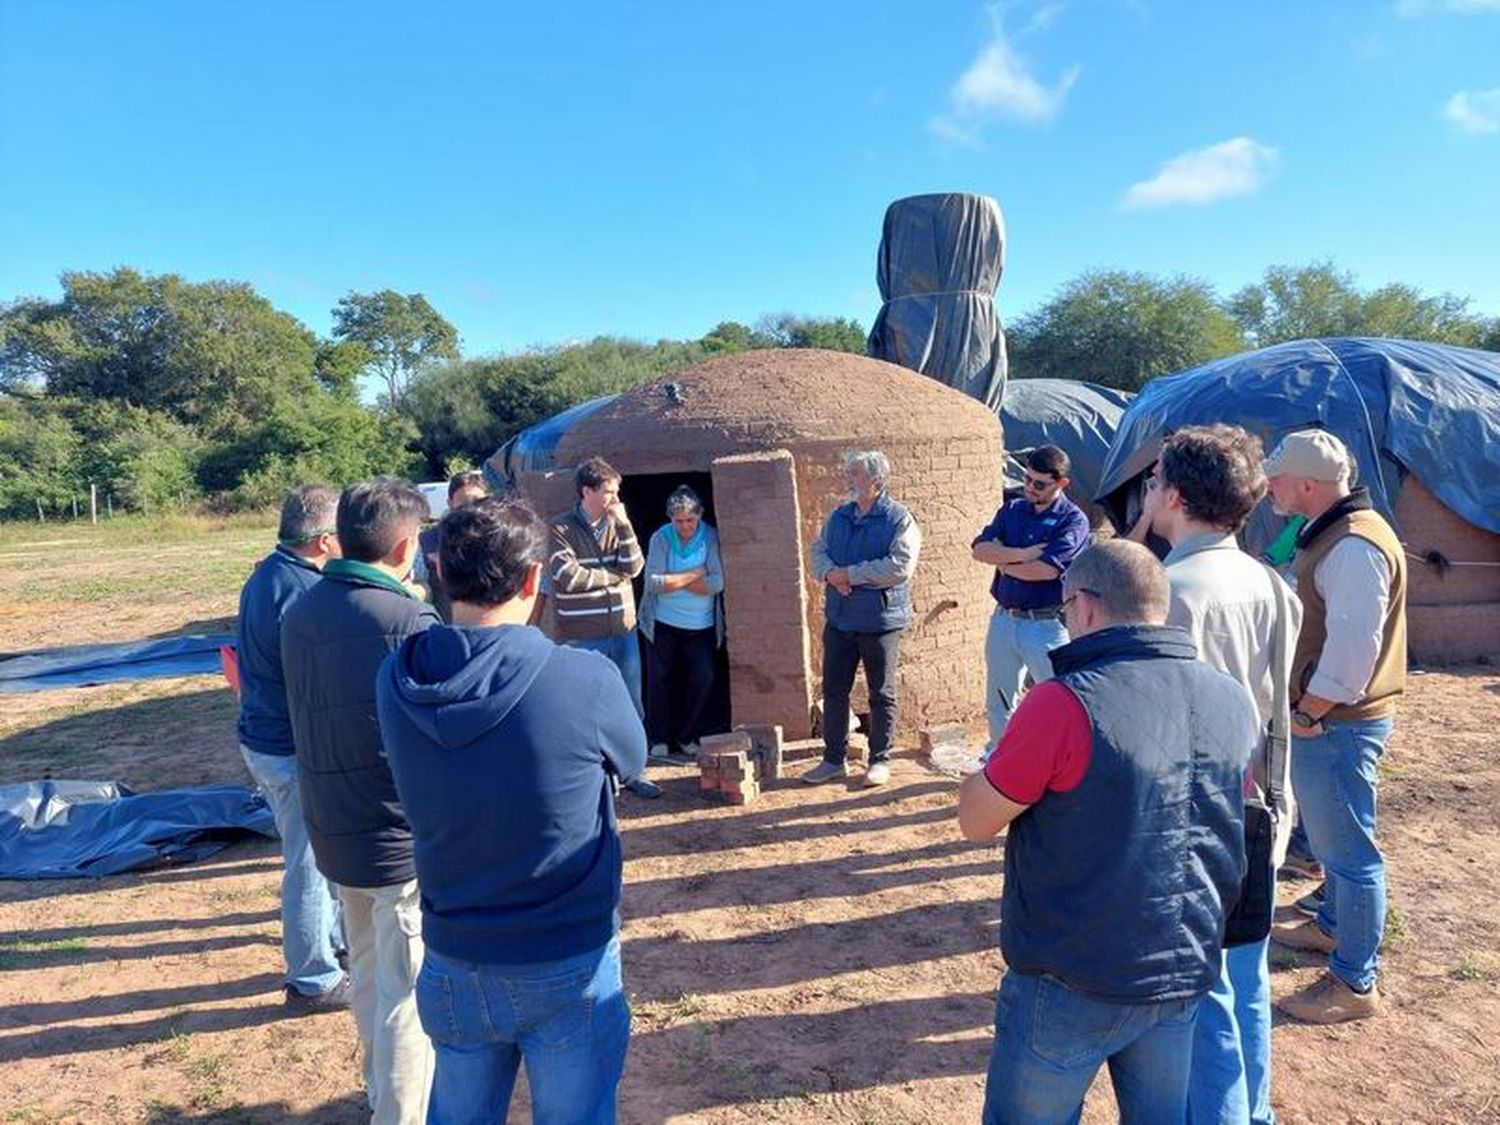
[1265,431,1407,1025]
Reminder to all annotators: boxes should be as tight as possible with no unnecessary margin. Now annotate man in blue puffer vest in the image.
[959,539,1257,1125]
[805,450,922,788]
[235,484,348,1010]
[377,497,645,1124]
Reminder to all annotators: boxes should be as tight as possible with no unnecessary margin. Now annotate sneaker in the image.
[647,743,674,762]
[1280,853,1324,881]
[1270,918,1338,955]
[1294,882,1327,918]
[864,762,891,787]
[284,978,351,1012]
[1277,971,1380,1024]
[625,777,664,799]
[802,761,848,785]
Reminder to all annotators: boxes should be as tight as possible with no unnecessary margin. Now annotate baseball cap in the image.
[1263,430,1352,483]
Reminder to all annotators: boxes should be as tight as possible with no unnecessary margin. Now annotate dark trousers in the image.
[821,623,901,766]
[646,622,718,750]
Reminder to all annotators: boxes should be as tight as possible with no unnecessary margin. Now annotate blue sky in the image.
[3,1,1498,359]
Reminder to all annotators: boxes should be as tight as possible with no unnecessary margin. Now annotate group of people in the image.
[232,423,1405,1124]
[954,426,1405,1124]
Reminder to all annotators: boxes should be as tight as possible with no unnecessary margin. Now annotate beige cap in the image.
[1263,430,1352,483]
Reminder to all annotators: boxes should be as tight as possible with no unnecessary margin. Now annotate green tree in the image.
[313,338,373,398]
[1009,271,1244,390]
[0,268,318,435]
[1226,263,1494,348]
[753,313,867,353]
[0,397,82,518]
[331,290,460,405]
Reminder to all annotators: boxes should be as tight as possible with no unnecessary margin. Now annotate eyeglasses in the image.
[1061,587,1101,613]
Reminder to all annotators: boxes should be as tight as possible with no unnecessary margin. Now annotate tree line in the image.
[0,263,1493,520]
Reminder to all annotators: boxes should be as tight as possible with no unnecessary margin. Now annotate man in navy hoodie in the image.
[235,484,347,1010]
[377,497,645,1125]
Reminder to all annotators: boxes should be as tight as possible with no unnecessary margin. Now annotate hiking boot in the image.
[1271,918,1338,955]
[802,761,848,785]
[1279,853,1324,881]
[1294,882,1327,918]
[625,777,664,799]
[1277,971,1380,1024]
[864,762,891,787]
[285,978,351,1012]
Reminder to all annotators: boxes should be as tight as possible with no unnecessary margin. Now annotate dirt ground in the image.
[1,520,1498,1124]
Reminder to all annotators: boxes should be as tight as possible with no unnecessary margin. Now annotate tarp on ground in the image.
[1096,338,1500,556]
[0,780,276,879]
[999,378,1135,504]
[0,633,235,694]
[485,395,619,488]
[867,193,1009,410]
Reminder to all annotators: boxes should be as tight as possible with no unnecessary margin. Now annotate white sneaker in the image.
[864,762,891,787]
[647,743,673,761]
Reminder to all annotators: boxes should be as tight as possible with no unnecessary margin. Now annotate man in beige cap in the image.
[1263,430,1407,1025]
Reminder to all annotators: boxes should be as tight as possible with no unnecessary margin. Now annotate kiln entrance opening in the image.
[619,471,732,743]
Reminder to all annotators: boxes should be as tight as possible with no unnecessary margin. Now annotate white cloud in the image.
[1445,87,1500,133]
[929,6,1080,146]
[1121,137,1279,210]
[1396,0,1500,14]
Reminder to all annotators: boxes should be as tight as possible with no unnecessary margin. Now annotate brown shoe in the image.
[1271,918,1338,954]
[1277,971,1380,1024]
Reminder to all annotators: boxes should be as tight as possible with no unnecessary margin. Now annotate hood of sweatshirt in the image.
[384,623,553,750]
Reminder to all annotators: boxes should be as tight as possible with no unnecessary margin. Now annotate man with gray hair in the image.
[1265,430,1408,1025]
[805,451,922,787]
[283,477,440,1123]
[959,539,1257,1124]
[236,485,347,1011]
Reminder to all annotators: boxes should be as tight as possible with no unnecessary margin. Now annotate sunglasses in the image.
[1023,473,1059,490]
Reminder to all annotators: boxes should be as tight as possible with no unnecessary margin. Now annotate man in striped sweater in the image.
[548,457,662,798]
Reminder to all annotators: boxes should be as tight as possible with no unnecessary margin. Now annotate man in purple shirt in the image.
[972,446,1091,751]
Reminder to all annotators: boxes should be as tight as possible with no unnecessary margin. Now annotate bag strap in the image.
[1260,561,1296,813]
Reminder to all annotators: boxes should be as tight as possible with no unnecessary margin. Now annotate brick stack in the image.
[697,731,760,805]
[696,725,786,805]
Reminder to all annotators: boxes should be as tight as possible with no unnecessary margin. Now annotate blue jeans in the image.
[417,937,631,1125]
[1188,939,1274,1125]
[569,631,644,718]
[239,745,344,996]
[1290,716,1394,992]
[984,608,1068,750]
[983,971,1200,1125]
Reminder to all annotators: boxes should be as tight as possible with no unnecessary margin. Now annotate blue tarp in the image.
[867,193,1009,410]
[999,378,1135,505]
[485,395,618,487]
[1096,338,1500,554]
[0,780,276,879]
[0,633,234,694]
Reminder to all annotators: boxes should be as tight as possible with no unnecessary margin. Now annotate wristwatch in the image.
[1291,708,1323,731]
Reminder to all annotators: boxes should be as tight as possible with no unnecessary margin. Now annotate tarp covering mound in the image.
[1096,338,1500,555]
[0,780,276,879]
[999,378,1135,506]
[867,193,1008,409]
[486,395,618,487]
[0,633,235,694]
